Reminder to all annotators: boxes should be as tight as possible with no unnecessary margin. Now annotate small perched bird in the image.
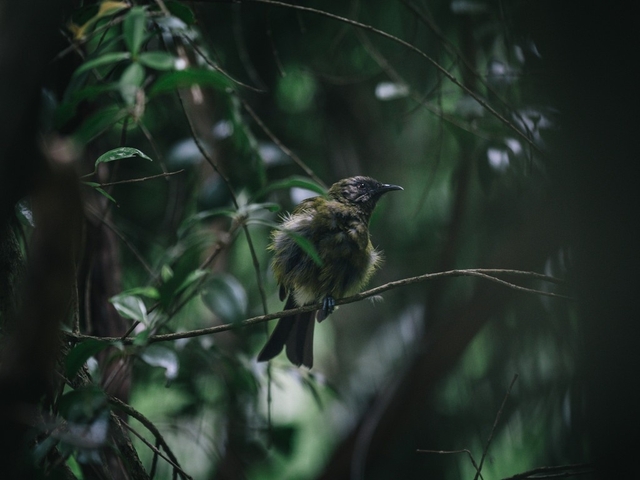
[257,176,403,368]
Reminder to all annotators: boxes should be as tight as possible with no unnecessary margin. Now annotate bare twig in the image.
[90,169,185,187]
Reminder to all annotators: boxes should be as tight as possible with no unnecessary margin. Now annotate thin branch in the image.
[66,268,571,345]
[85,206,154,275]
[474,374,519,480]
[183,35,267,92]
[240,98,327,188]
[109,396,191,479]
[399,0,538,158]
[354,27,494,145]
[90,170,185,187]
[138,121,168,173]
[344,269,570,303]
[121,421,190,480]
[176,89,241,208]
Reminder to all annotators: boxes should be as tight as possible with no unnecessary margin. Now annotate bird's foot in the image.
[317,296,335,322]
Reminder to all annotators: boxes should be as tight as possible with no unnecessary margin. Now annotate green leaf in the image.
[134,328,151,346]
[166,0,196,25]
[70,2,128,39]
[139,345,179,381]
[98,188,118,203]
[33,436,59,465]
[286,230,323,266]
[148,69,232,97]
[110,294,149,324]
[138,51,175,71]
[161,264,174,282]
[73,51,131,77]
[175,269,208,295]
[123,6,146,56]
[119,62,145,105]
[95,147,152,167]
[238,202,281,215]
[116,286,160,300]
[15,200,34,227]
[96,187,117,203]
[83,182,118,203]
[201,274,248,324]
[65,339,113,377]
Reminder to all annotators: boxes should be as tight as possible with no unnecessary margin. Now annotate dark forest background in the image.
[1,1,637,479]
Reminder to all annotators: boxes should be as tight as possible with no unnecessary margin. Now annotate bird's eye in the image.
[357,182,366,190]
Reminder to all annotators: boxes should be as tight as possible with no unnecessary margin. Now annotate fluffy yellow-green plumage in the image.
[257,176,403,368]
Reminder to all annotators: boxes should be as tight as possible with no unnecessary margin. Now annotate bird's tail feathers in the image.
[285,310,315,368]
[256,315,294,362]
[257,296,316,368]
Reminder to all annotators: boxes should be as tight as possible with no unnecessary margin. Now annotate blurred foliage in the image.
[1,0,593,479]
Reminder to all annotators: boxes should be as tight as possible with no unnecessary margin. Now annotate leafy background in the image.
[0,1,636,479]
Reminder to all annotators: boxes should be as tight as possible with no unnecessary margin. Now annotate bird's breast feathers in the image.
[270,199,381,303]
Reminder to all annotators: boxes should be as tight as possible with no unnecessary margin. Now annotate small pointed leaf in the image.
[73,52,131,77]
[65,339,113,377]
[139,345,179,381]
[95,147,152,167]
[110,294,148,324]
[123,6,146,56]
[138,51,175,71]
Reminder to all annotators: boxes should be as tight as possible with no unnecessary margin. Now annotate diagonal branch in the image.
[109,395,191,480]
[240,98,327,189]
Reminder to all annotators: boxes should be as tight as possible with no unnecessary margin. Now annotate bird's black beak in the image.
[373,183,403,196]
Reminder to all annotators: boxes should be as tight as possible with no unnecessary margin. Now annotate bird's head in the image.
[328,176,403,214]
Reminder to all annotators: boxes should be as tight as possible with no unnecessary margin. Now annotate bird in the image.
[257,176,403,368]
